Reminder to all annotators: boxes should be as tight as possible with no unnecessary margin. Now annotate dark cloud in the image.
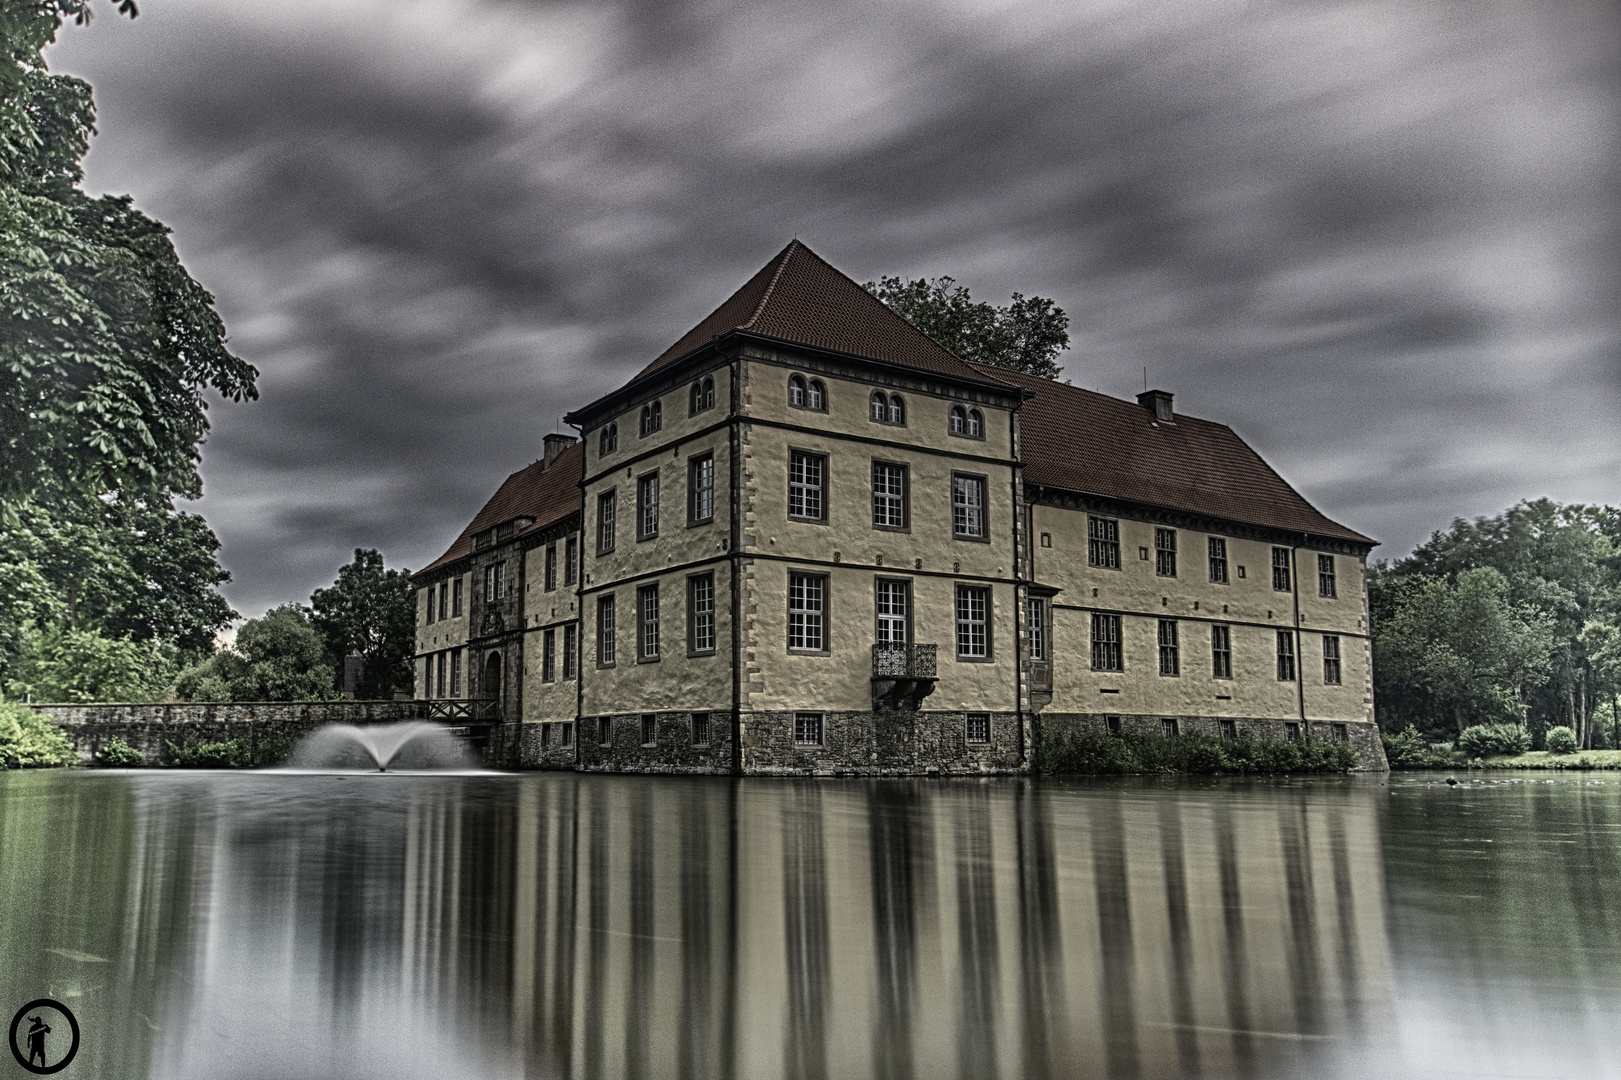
[46,0,1621,616]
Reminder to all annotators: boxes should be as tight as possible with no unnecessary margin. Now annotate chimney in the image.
[1137,389,1174,423]
[543,432,576,468]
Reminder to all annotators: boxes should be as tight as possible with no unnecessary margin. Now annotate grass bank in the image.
[1039,728,1359,775]
[1471,749,1621,770]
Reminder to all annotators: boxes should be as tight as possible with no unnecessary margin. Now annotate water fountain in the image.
[284,721,482,772]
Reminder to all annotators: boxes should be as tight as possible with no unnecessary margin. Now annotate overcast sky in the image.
[47,0,1619,619]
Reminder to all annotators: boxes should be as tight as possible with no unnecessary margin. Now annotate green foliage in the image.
[310,549,415,699]
[1039,727,1358,775]
[94,735,142,766]
[0,700,76,768]
[1381,724,1457,768]
[3,623,173,702]
[164,734,292,768]
[175,604,336,702]
[1545,726,1579,755]
[864,275,1070,379]
[1457,723,1532,759]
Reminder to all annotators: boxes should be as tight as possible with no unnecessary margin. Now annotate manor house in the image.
[410,241,1384,772]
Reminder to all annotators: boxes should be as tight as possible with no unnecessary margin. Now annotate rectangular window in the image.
[599,716,611,746]
[597,491,617,554]
[788,451,826,521]
[638,473,660,539]
[1272,547,1292,592]
[540,723,551,749]
[1028,598,1047,661]
[1211,624,1232,679]
[426,587,436,623]
[955,585,990,659]
[952,473,987,539]
[692,712,711,746]
[436,652,447,697]
[542,629,556,682]
[544,545,557,591]
[598,596,616,667]
[484,564,496,603]
[438,581,447,620]
[641,713,657,746]
[1318,554,1337,598]
[1155,528,1177,577]
[966,712,990,745]
[563,537,577,585]
[794,712,823,747]
[876,579,909,645]
[1106,715,1122,735]
[872,461,907,530]
[563,625,578,679]
[689,574,716,654]
[1158,619,1179,676]
[1208,537,1229,584]
[452,577,463,615]
[1277,630,1296,681]
[1088,517,1120,568]
[450,650,461,697]
[561,722,573,747]
[1323,634,1342,684]
[1285,721,1301,741]
[1219,719,1237,740]
[788,572,827,652]
[638,585,659,660]
[1091,613,1122,671]
[1332,723,1348,742]
[1161,717,1179,738]
[497,560,506,599]
[690,453,715,524]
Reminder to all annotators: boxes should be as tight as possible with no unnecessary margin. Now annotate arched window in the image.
[640,401,662,436]
[967,408,983,437]
[888,394,905,424]
[690,381,704,415]
[640,405,651,435]
[652,400,662,430]
[599,423,617,456]
[789,375,807,407]
[808,379,825,410]
[949,405,966,434]
[702,376,714,411]
[870,391,887,422]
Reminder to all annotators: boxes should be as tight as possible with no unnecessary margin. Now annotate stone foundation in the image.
[575,711,735,774]
[740,709,1024,776]
[1035,712,1389,771]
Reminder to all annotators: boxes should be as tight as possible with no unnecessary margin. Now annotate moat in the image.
[1,770,1616,1079]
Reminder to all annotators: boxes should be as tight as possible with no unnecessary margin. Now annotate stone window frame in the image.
[787,448,829,524]
[636,584,660,662]
[954,583,993,662]
[869,391,905,426]
[563,537,578,586]
[1028,597,1048,661]
[691,711,712,747]
[542,628,556,682]
[639,399,663,438]
[788,373,828,413]
[426,586,436,624]
[597,490,617,555]
[1332,722,1349,742]
[689,376,716,416]
[1272,547,1293,592]
[435,651,447,697]
[874,576,913,646]
[787,570,831,655]
[1322,634,1342,684]
[562,625,578,680]
[637,470,660,541]
[641,712,657,746]
[1088,516,1121,569]
[597,594,616,668]
[1208,536,1229,584]
[965,711,991,744]
[1276,629,1296,681]
[1155,528,1177,578]
[544,545,557,591]
[450,649,461,696]
[598,715,611,746]
[452,576,463,616]
[1211,624,1232,679]
[793,711,825,747]
[1161,717,1180,738]
[951,471,990,542]
[688,572,717,656]
[688,452,716,526]
[560,721,573,747]
[598,422,618,457]
[948,405,986,440]
[1318,554,1337,599]
[1219,719,1237,741]
[1091,612,1123,671]
[1285,721,1301,741]
[1157,618,1180,676]
[871,458,909,533]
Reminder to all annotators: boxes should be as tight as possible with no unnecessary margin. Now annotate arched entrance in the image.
[483,652,503,717]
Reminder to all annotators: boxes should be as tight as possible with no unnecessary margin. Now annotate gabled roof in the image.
[415,441,584,578]
[983,364,1375,545]
[634,240,997,383]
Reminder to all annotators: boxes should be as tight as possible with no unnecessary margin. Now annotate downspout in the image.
[1011,390,1032,771]
[1292,538,1307,734]
[568,429,586,772]
[729,351,744,775]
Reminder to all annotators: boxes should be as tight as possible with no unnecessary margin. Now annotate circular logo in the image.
[8,1000,80,1075]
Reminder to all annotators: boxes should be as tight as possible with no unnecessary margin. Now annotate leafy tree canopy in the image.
[176,604,336,702]
[3,623,175,703]
[2,0,257,510]
[310,549,415,699]
[864,275,1070,380]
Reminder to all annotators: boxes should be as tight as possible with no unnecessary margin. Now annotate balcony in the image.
[871,644,938,711]
[423,698,501,724]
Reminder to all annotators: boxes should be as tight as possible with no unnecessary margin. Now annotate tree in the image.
[175,604,335,702]
[2,0,257,510]
[3,623,174,703]
[310,549,415,699]
[864,275,1070,379]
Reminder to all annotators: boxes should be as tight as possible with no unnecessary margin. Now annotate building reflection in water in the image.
[0,773,1398,1080]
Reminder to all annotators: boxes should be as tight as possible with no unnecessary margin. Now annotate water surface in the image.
[0,770,1616,1079]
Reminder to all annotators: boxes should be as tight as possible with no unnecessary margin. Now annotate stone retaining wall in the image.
[30,701,426,765]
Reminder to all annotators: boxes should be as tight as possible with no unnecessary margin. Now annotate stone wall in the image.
[1035,712,1389,771]
[576,711,735,774]
[31,701,426,765]
[739,709,1025,776]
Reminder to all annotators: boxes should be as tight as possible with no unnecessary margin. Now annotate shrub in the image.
[1382,725,1456,768]
[1038,725,1358,775]
[166,737,252,768]
[95,736,145,767]
[1457,723,1531,758]
[1544,725,1578,755]
[0,702,78,768]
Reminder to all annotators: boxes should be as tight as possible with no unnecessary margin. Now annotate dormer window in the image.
[870,391,904,425]
[790,375,826,411]
[640,400,662,437]
[689,376,715,416]
[599,422,617,456]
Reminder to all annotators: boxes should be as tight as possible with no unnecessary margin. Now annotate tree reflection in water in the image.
[4,772,1620,1079]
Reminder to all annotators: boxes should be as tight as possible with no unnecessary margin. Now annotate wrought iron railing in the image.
[423,699,501,723]
[871,643,937,679]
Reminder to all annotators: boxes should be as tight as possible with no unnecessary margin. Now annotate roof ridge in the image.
[741,240,799,331]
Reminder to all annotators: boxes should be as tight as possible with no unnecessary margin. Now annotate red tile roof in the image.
[635,240,996,383]
[415,441,584,578]
[982,364,1374,545]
